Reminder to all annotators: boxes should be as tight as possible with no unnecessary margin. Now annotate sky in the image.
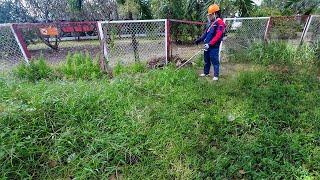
[253,0,263,6]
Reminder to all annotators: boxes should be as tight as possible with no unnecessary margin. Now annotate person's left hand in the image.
[204,44,210,50]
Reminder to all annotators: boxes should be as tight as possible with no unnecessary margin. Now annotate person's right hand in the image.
[204,44,210,50]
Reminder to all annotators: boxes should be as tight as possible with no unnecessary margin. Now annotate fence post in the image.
[97,21,113,78]
[11,24,31,62]
[264,17,271,42]
[165,19,171,64]
[300,15,312,45]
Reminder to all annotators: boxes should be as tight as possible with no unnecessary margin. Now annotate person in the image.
[195,4,225,81]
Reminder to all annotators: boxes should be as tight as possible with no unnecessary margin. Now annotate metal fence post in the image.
[300,15,313,45]
[11,24,31,62]
[165,19,171,64]
[264,17,271,42]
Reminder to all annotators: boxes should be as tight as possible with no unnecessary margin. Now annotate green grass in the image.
[0,43,319,179]
[60,52,103,80]
[14,52,104,81]
[228,41,318,69]
[14,56,54,82]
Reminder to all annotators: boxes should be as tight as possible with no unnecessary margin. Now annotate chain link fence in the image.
[169,20,205,63]
[0,16,319,72]
[98,20,167,67]
[15,22,100,64]
[222,17,270,61]
[266,16,309,45]
[302,15,320,44]
[0,24,27,72]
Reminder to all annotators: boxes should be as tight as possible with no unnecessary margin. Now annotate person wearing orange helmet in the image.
[195,4,225,81]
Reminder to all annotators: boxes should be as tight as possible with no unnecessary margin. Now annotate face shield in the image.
[207,13,217,23]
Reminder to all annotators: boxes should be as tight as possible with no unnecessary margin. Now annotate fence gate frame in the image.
[97,19,168,66]
[0,23,29,65]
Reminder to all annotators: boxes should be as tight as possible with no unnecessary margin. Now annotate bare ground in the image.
[28,40,101,64]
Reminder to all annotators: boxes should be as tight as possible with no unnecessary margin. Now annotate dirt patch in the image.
[30,44,101,64]
[125,154,140,165]
[148,55,194,69]
[109,173,124,180]
[268,65,289,74]
[171,44,202,60]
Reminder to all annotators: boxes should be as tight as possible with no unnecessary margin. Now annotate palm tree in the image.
[67,0,83,12]
[203,0,255,17]
[285,0,320,15]
[117,0,152,20]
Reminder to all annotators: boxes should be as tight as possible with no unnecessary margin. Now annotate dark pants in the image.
[204,48,220,77]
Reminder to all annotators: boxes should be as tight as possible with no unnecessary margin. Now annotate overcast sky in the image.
[253,0,263,6]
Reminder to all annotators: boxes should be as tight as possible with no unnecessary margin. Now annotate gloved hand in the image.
[204,44,210,51]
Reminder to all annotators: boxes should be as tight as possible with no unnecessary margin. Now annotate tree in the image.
[117,0,152,20]
[138,0,152,19]
[25,0,119,22]
[151,0,257,21]
[251,7,282,17]
[261,0,320,16]
[68,0,83,11]
[205,0,256,17]
[82,0,119,20]
[25,0,70,22]
[0,0,120,23]
[0,0,33,23]
[285,0,320,15]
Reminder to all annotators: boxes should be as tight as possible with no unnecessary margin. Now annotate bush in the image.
[14,56,54,82]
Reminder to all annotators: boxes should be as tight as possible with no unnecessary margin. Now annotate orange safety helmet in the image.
[208,4,220,15]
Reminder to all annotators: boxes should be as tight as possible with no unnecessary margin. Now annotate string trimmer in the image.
[175,49,203,71]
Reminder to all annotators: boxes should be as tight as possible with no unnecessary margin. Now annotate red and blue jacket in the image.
[198,18,225,49]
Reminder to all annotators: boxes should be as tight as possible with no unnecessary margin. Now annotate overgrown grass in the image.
[229,41,317,70]
[14,52,104,81]
[1,42,319,179]
[60,52,103,80]
[14,56,54,82]
[114,62,147,76]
